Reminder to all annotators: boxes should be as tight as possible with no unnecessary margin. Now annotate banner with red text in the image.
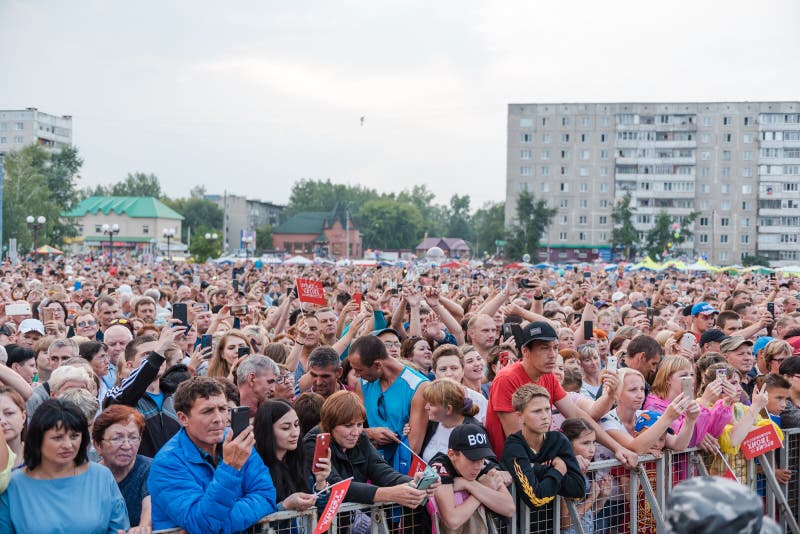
[313,477,353,534]
[296,278,326,306]
[741,424,782,460]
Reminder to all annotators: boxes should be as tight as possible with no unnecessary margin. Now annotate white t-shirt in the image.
[466,388,487,424]
[423,424,455,463]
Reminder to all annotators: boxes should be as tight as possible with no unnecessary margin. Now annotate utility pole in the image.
[345,205,350,260]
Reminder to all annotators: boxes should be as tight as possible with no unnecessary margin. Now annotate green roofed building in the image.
[272,204,361,258]
[62,196,185,256]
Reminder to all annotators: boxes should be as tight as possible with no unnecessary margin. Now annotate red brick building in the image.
[272,205,362,258]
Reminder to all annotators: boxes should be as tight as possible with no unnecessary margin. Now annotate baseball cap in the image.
[664,476,781,534]
[699,329,729,348]
[787,336,800,356]
[18,318,45,335]
[779,356,800,376]
[752,336,775,356]
[371,328,401,339]
[691,302,718,316]
[518,321,558,348]
[593,300,609,309]
[611,291,626,303]
[719,335,754,353]
[632,300,649,310]
[448,423,495,461]
[634,410,675,434]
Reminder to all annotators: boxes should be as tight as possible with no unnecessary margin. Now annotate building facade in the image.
[0,108,72,156]
[63,197,184,256]
[272,205,361,258]
[206,194,284,254]
[506,101,800,265]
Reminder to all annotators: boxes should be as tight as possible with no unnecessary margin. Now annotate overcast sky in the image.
[2,0,798,208]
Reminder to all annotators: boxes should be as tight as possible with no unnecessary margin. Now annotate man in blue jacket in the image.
[148,377,277,533]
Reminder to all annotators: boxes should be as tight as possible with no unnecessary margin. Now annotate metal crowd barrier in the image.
[152,429,800,534]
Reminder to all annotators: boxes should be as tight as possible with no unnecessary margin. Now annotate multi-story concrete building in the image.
[206,194,285,254]
[0,108,72,156]
[506,101,800,265]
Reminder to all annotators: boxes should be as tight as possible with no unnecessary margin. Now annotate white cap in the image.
[611,291,626,303]
[117,284,133,295]
[19,318,45,335]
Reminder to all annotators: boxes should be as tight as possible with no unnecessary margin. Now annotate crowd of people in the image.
[0,256,797,533]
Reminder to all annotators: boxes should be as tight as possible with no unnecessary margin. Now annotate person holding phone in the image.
[254,400,331,512]
[148,377,277,533]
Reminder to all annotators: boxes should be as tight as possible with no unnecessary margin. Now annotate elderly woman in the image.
[302,391,434,507]
[93,404,151,529]
[0,399,132,533]
[73,310,99,340]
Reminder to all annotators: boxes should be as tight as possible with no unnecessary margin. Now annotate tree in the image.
[357,199,423,250]
[742,255,771,267]
[187,225,221,263]
[285,179,380,217]
[472,202,505,258]
[255,224,274,252]
[396,184,446,237]
[644,210,698,260]
[111,172,163,197]
[505,191,556,260]
[445,194,473,241]
[163,196,223,242]
[611,193,639,260]
[2,146,64,252]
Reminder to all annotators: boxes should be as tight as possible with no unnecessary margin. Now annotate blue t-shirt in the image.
[0,462,129,533]
[146,391,165,410]
[118,455,152,527]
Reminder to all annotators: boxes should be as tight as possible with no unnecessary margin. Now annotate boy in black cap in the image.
[428,424,515,533]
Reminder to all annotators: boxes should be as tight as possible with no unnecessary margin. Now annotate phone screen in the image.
[230,407,250,439]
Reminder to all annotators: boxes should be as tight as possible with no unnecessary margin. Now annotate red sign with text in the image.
[296,278,326,306]
[741,424,782,460]
[314,478,352,534]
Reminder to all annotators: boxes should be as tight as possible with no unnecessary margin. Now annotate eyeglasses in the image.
[76,320,97,328]
[276,374,292,385]
[383,341,402,348]
[104,435,141,447]
[377,394,387,421]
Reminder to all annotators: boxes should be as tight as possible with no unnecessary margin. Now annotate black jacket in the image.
[501,430,585,509]
[104,351,181,457]
[303,425,412,504]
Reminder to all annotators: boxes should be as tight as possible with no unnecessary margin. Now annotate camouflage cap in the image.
[664,476,781,534]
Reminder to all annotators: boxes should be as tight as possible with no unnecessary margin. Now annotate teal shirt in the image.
[0,462,129,534]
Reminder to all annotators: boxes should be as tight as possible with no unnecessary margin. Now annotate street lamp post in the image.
[101,223,120,264]
[162,227,176,261]
[242,234,253,259]
[26,215,46,251]
[204,232,219,258]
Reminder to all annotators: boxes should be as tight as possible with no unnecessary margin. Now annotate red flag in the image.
[314,478,352,534]
[408,453,427,477]
[721,466,738,482]
[741,424,782,460]
[296,278,326,306]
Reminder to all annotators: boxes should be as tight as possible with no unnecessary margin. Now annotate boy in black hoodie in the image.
[502,383,585,512]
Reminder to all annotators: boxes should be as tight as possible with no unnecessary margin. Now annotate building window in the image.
[580,133,589,143]
[560,199,568,208]
[720,235,729,244]
[578,232,586,241]
[540,150,550,160]
[13,136,23,144]
[599,183,609,192]
[560,182,569,192]
[703,117,712,126]
[562,117,569,126]
[542,134,551,144]
[720,251,728,262]
[520,149,532,159]
[599,215,608,224]
[561,133,570,143]
[701,151,710,160]
[701,133,710,143]
[600,149,609,159]
[721,200,731,210]
[561,150,569,159]
[541,166,550,176]
[14,122,23,130]
[743,134,754,143]
[600,167,608,177]
[559,215,568,225]
[542,118,549,127]
[722,150,732,161]
[699,234,709,244]
[599,199,609,208]
[743,151,752,160]
[579,199,588,208]
[743,168,752,177]
[742,184,752,194]
[142,225,149,234]
[600,133,607,143]
[724,133,732,142]
[540,183,549,193]
[520,166,532,176]
[579,168,589,177]
[741,234,749,244]
[580,183,589,192]
[520,133,531,143]
[723,117,731,125]
[561,166,568,176]
[720,217,730,227]
[580,150,590,160]
[559,232,567,241]
[95,225,102,233]
[699,217,709,227]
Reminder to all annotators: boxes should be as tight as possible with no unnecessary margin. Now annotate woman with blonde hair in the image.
[207,330,250,379]
[763,340,793,375]
[644,356,732,447]
[420,378,482,462]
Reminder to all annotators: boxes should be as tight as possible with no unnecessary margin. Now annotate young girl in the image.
[560,418,610,534]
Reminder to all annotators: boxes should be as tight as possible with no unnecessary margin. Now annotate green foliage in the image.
[472,202,505,257]
[163,196,223,242]
[188,226,221,262]
[446,194,472,243]
[396,184,447,237]
[357,199,423,249]
[505,191,556,260]
[85,172,163,198]
[255,224,274,252]
[286,179,380,218]
[611,193,639,260]
[2,146,67,251]
[644,210,698,260]
[742,255,771,267]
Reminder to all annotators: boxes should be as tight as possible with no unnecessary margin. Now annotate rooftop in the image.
[63,196,184,220]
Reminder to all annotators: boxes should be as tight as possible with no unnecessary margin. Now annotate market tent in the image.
[284,256,313,265]
[34,245,63,255]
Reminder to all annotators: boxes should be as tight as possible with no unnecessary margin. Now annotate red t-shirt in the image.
[485,362,567,456]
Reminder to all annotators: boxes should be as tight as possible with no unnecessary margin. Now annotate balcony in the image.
[616,122,697,132]
[758,225,800,234]
[759,190,800,200]
[757,240,800,252]
[634,206,696,216]
[615,157,695,165]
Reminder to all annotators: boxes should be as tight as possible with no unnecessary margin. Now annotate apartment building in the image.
[206,193,285,254]
[0,107,72,156]
[506,101,800,265]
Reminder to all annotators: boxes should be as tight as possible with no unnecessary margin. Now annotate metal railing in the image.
[152,428,800,534]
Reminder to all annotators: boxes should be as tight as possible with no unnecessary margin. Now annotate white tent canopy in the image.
[284,255,313,265]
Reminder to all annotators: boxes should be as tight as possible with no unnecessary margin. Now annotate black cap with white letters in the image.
[448,424,495,461]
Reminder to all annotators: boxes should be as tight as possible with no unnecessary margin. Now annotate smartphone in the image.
[237,346,251,358]
[573,313,582,323]
[583,271,592,279]
[353,293,363,306]
[230,406,250,439]
[230,304,248,316]
[66,302,81,318]
[770,273,777,281]
[232,280,239,294]
[767,302,775,318]
[583,320,594,340]
[172,303,188,328]
[6,303,31,316]
[716,368,728,382]
[440,283,449,293]
[312,433,331,473]
[646,307,655,327]
[606,356,618,373]
[390,288,399,295]
[416,468,439,490]
[518,278,533,289]
[74,280,82,291]
[40,307,54,323]
[680,376,693,398]
[107,287,116,294]
[200,334,213,350]
[499,350,511,366]
[196,302,210,312]
[680,333,695,351]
